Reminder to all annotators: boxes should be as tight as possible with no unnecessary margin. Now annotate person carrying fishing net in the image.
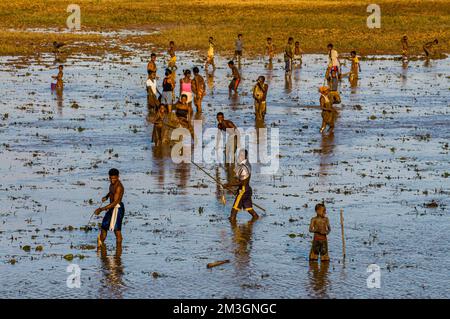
[223,149,259,222]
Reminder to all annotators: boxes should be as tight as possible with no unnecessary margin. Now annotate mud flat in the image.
[0,50,449,298]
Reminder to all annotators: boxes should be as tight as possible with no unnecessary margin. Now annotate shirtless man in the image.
[224,149,259,222]
[401,35,409,63]
[228,60,241,96]
[284,37,294,76]
[205,37,216,72]
[147,53,157,75]
[192,67,206,113]
[217,112,239,164]
[95,169,125,247]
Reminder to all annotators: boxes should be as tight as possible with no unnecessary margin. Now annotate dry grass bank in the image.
[0,0,448,57]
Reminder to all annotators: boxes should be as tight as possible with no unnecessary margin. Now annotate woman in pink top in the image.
[180,69,193,106]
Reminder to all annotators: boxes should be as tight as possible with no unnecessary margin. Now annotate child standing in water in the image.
[180,69,193,108]
[284,37,294,76]
[423,39,439,58]
[309,203,331,262]
[252,76,269,120]
[192,66,206,113]
[161,69,175,113]
[52,65,64,90]
[328,69,341,104]
[319,86,337,133]
[234,34,243,66]
[147,53,157,75]
[401,35,409,64]
[205,36,216,71]
[228,60,241,96]
[266,37,275,65]
[349,50,361,84]
[168,41,177,70]
[294,41,303,66]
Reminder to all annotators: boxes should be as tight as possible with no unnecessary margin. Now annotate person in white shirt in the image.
[146,71,159,110]
[326,43,341,79]
[224,149,259,221]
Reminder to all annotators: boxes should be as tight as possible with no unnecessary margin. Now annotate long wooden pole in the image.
[340,209,346,260]
[191,161,266,212]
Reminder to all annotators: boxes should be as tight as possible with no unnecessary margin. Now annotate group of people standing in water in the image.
[58,33,437,263]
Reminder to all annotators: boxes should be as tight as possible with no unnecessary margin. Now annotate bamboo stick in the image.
[340,209,346,260]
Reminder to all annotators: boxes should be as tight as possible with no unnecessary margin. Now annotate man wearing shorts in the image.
[95,168,125,248]
[224,149,259,222]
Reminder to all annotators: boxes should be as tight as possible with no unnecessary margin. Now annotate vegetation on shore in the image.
[0,0,448,58]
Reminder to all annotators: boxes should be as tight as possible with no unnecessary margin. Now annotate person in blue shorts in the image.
[95,168,125,248]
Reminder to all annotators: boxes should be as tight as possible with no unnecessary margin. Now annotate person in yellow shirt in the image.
[349,50,361,84]
[168,41,177,70]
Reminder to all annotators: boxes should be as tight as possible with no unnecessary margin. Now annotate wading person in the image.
[252,76,269,120]
[175,94,193,131]
[180,69,193,108]
[205,36,216,72]
[52,65,64,91]
[217,112,239,164]
[309,203,331,262]
[284,37,294,76]
[224,149,259,222]
[294,41,303,66]
[228,60,241,96]
[234,33,243,66]
[151,105,168,147]
[95,169,125,248]
[423,39,438,58]
[319,86,337,133]
[161,69,175,113]
[326,43,340,79]
[192,66,206,113]
[168,41,177,70]
[349,50,361,85]
[146,71,160,111]
[147,53,157,75]
[328,69,341,104]
[266,37,275,66]
[401,35,409,64]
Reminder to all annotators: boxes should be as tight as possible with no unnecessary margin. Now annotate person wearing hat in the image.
[319,86,337,133]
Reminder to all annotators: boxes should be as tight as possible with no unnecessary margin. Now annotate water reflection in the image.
[307,260,330,298]
[206,71,215,96]
[98,245,125,298]
[284,75,292,94]
[319,132,335,180]
[174,162,190,191]
[55,90,63,115]
[230,219,255,272]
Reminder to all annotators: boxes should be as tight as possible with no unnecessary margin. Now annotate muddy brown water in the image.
[0,51,449,298]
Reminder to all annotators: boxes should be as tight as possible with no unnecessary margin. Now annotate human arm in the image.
[95,184,124,215]
[309,218,316,233]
